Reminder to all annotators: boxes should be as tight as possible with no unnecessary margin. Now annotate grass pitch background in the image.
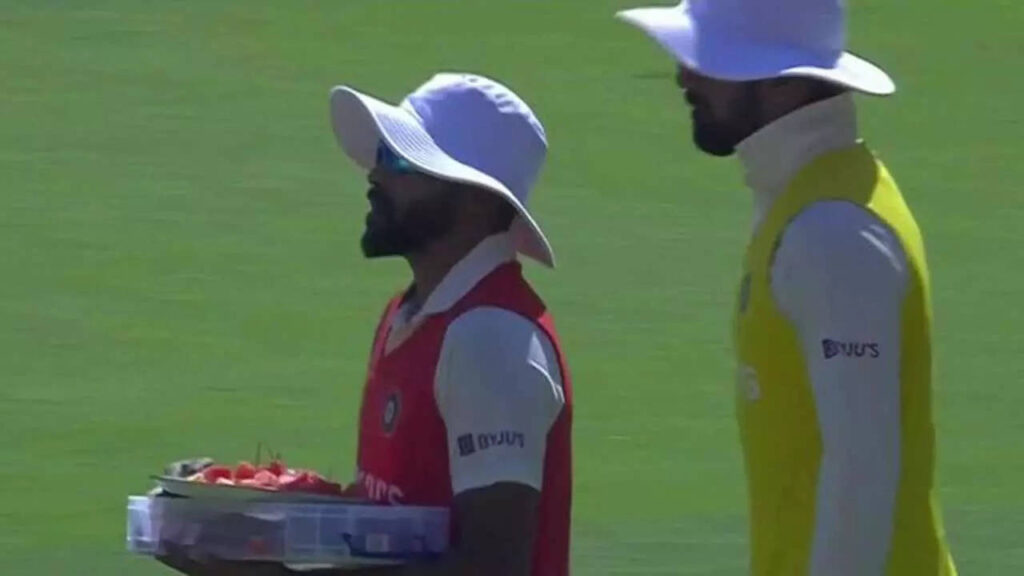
[1,1,1021,573]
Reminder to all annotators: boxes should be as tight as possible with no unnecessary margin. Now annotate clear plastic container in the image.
[126,495,449,567]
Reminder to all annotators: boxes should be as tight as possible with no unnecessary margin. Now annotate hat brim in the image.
[329,86,555,268]
[615,6,895,96]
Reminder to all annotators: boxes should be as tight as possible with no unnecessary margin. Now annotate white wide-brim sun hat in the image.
[616,0,895,96]
[329,73,555,268]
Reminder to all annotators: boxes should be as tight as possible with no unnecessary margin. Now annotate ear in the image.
[763,76,803,90]
[767,76,842,101]
[447,182,478,205]
[448,183,485,221]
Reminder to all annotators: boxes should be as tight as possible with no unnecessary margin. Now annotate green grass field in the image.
[2,1,1022,573]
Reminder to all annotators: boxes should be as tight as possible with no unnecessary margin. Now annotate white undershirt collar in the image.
[737,94,860,231]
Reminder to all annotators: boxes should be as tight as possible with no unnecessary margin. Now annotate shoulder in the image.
[772,201,909,317]
[435,307,564,427]
[438,306,562,388]
[775,201,907,279]
[445,307,552,352]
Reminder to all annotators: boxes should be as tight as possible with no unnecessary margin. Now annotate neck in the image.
[405,229,492,311]
[737,93,858,229]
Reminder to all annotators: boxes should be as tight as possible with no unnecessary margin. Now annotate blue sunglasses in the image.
[375,142,416,174]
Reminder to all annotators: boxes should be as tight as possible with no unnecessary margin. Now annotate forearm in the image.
[809,449,899,576]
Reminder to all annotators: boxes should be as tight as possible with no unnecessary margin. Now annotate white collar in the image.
[737,94,859,231]
[403,232,517,324]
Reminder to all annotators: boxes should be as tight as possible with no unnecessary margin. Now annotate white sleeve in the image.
[771,201,908,576]
[435,307,565,495]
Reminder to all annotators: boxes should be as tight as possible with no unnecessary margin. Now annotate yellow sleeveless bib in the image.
[734,144,956,575]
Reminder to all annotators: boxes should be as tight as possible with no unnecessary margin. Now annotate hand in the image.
[150,457,215,497]
[164,457,216,479]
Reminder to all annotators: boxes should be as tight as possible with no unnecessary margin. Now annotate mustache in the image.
[367,187,394,212]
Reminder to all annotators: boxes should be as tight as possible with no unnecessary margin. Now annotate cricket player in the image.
[617,1,957,574]
[158,73,572,576]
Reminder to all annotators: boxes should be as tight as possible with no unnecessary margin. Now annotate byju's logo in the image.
[457,431,525,457]
[478,431,525,450]
[457,434,476,457]
[822,339,880,359]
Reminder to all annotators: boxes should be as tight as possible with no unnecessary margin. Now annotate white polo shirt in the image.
[738,94,907,576]
[386,233,565,495]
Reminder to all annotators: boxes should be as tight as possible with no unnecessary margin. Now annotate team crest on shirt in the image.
[381,390,401,435]
[738,274,751,314]
[736,364,761,402]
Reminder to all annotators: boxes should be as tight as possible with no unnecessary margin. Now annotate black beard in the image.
[689,87,761,157]
[692,116,743,157]
[361,187,458,258]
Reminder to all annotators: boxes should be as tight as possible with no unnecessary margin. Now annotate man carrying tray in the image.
[159,72,573,576]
